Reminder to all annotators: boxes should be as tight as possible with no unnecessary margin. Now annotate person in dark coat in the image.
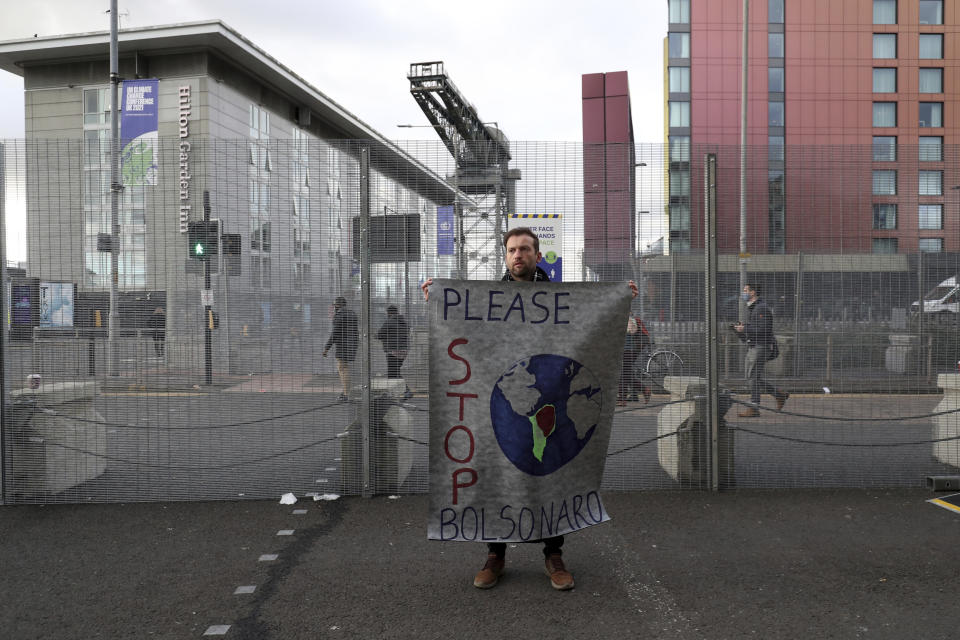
[148,307,165,357]
[323,296,359,401]
[376,305,410,380]
[733,284,789,417]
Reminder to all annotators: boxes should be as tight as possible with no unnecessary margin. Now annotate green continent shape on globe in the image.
[529,404,557,462]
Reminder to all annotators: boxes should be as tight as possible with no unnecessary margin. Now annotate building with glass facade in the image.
[666,0,957,254]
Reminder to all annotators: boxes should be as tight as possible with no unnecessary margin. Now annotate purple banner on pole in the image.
[437,205,455,256]
[120,79,159,186]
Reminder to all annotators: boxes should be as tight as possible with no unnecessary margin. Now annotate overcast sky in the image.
[0,0,669,261]
[0,0,667,141]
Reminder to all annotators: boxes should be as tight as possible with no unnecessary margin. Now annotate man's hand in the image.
[628,280,639,298]
[421,278,434,301]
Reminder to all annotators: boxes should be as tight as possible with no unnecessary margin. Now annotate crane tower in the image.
[408,61,520,278]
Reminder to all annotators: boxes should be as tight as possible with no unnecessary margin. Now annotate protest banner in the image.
[428,279,631,542]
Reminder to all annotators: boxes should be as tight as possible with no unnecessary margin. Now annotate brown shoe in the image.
[544,553,574,590]
[738,407,760,418]
[473,553,505,589]
[775,391,790,411]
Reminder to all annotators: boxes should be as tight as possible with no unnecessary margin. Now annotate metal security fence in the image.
[1,139,959,504]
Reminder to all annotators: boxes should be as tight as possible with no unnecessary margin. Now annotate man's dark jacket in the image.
[325,307,359,361]
[742,297,774,346]
[376,314,410,353]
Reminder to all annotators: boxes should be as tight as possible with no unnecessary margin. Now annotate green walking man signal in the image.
[187,221,219,260]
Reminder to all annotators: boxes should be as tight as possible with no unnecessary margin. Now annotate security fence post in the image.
[704,153,723,491]
[358,145,374,497]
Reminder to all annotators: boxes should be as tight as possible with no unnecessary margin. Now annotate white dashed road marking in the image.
[203,625,230,635]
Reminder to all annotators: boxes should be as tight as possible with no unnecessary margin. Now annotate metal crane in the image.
[408,61,520,278]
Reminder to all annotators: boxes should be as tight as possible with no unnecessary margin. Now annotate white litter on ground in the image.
[388,495,401,500]
[279,492,297,505]
[312,493,340,501]
[823,387,831,394]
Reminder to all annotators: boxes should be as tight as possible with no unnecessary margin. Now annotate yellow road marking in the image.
[928,495,960,515]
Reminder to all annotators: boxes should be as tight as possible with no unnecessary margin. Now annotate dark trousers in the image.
[386,354,405,379]
[488,535,564,558]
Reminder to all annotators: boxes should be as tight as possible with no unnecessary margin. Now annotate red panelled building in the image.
[668,0,958,254]
[582,71,636,278]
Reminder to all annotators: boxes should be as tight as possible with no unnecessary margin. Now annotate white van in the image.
[910,276,960,320]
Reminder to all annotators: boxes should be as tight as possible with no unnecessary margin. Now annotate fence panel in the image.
[1,139,959,504]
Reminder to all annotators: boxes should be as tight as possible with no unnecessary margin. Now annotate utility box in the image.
[657,377,734,488]
[8,381,105,497]
[933,374,960,469]
[340,377,412,495]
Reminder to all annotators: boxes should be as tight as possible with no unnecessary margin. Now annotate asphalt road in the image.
[2,488,959,639]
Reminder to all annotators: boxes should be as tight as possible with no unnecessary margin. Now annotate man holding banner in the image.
[422,228,637,591]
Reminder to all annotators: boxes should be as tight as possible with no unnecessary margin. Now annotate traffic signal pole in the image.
[203,191,213,385]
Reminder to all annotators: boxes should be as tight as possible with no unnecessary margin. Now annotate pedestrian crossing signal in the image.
[187,221,218,260]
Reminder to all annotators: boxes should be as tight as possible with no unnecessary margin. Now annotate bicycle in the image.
[632,347,684,395]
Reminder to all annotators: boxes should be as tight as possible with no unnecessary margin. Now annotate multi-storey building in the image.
[666,0,957,255]
[0,21,456,370]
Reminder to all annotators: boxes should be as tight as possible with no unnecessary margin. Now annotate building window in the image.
[872,170,897,195]
[669,135,690,162]
[669,32,690,58]
[873,238,898,253]
[670,204,691,231]
[920,170,942,195]
[873,33,896,58]
[669,67,690,93]
[919,238,943,252]
[873,0,897,24]
[872,102,896,127]
[919,102,943,127]
[768,170,785,207]
[918,68,943,93]
[918,0,943,25]
[769,101,784,126]
[769,0,784,23]
[668,0,690,23]
[873,68,896,93]
[768,67,784,92]
[249,104,271,172]
[669,169,690,197]
[83,87,112,125]
[669,101,690,127]
[292,126,310,188]
[873,204,897,229]
[769,33,784,58]
[872,136,896,161]
[82,85,145,289]
[919,204,943,229]
[919,34,943,59]
[919,136,943,161]
[769,135,784,162]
